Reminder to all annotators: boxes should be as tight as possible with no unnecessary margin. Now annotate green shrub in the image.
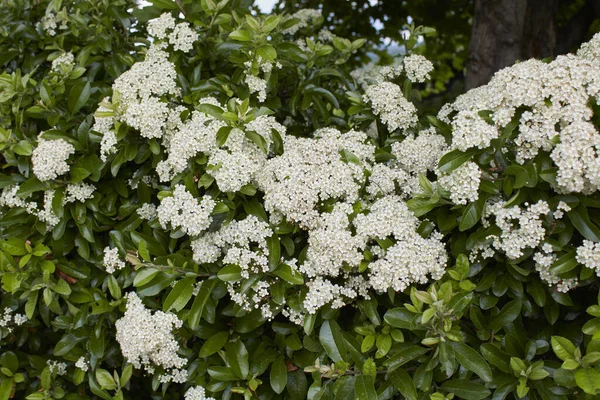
[1,1,600,399]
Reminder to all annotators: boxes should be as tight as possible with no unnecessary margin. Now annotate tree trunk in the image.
[466,0,558,90]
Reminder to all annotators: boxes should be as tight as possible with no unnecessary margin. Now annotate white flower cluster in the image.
[299,195,447,313]
[47,360,67,376]
[75,357,89,372]
[64,182,95,203]
[282,9,322,35]
[191,215,272,278]
[184,386,215,400]
[115,292,187,383]
[257,128,374,228]
[148,13,198,52]
[245,75,268,103]
[403,54,434,83]
[0,184,37,213]
[450,111,499,152]
[351,62,403,89]
[112,44,178,139]
[438,33,600,194]
[50,52,75,74]
[483,200,551,259]
[437,161,481,205]
[39,12,67,36]
[354,196,447,292]
[37,190,60,229]
[103,247,126,274]
[364,82,418,132]
[392,128,448,175]
[137,203,157,220]
[93,100,118,162]
[156,185,215,237]
[32,138,75,181]
[0,307,27,333]
[0,186,60,229]
[576,240,600,276]
[551,121,600,194]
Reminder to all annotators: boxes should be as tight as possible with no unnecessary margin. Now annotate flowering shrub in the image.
[2,0,600,399]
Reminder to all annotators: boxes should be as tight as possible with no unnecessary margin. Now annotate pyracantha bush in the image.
[2,0,600,399]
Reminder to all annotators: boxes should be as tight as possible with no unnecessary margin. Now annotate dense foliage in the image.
[1,1,600,400]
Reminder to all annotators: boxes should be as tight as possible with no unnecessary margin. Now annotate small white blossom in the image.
[47,360,67,376]
[168,22,198,52]
[437,161,481,205]
[156,185,215,236]
[147,13,176,40]
[104,247,126,274]
[75,357,89,372]
[184,386,215,400]
[137,203,157,220]
[364,82,418,132]
[32,138,75,181]
[115,293,187,383]
[51,52,75,74]
[403,54,434,83]
[64,182,95,203]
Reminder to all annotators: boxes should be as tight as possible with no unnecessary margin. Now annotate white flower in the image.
[392,128,448,175]
[437,161,481,205]
[282,9,322,35]
[185,386,215,400]
[37,190,60,229]
[156,185,215,236]
[168,22,198,52]
[576,240,600,276]
[100,131,118,162]
[148,13,176,40]
[47,360,67,376]
[137,203,157,220]
[450,111,499,151]
[115,293,187,383]
[51,52,75,74]
[403,54,434,83]
[32,138,75,181]
[75,357,89,372]
[103,247,125,274]
[245,75,267,103]
[364,82,418,132]
[484,200,551,259]
[64,182,95,203]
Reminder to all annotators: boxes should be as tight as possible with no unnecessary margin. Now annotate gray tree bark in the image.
[466,0,558,90]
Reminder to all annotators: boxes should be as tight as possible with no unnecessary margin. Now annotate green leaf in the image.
[438,149,478,173]
[133,268,160,287]
[390,369,417,400]
[383,346,428,371]
[150,0,178,9]
[163,277,195,312]
[550,249,579,274]
[568,205,600,242]
[384,308,419,330]
[273,263,304,284]
[68,80,91,114]
[0,238,27,256]
[199,331,229,357]
[226,340,249,379]
[488,299,521,332]
[480,343,510,373]
[95,369,117,391]
[270,356,287,394]
[574,368,600,395]
[188,279,218,329]
[450,342,492,382]
[197,103,224,119]
[229,29,252,41]
[551,336,576,361]
[459,197,485,231]
[54,334,83,356]
[440,380,491,400]
[207,366,239,381]
[0,378,12,400]
[319,320,347,363]
[354,375,377,400]
[217,264,242,281]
